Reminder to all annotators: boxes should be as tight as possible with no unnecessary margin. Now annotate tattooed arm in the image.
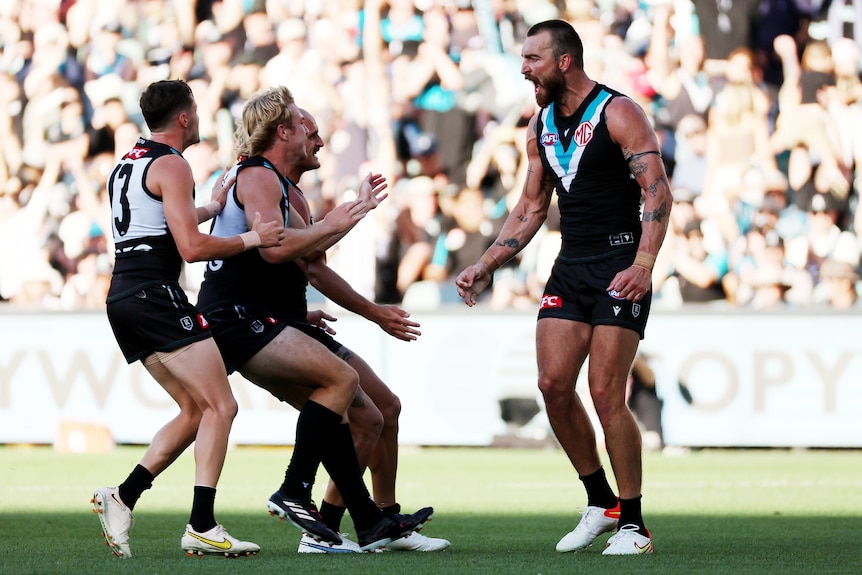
[484,114,555,266]
[604,96,673,301]
[456,114,554,306]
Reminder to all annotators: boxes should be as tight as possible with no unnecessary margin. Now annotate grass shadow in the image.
[0,512,857,575]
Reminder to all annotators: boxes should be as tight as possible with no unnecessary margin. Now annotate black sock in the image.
[118,464,154,511]
[618,495,647,535]
[280,401,341,500]
[381,503,401,515]
[319,423,380,530]
[189,485,217,533]
[579,467,617,509]
[320,500,347,533]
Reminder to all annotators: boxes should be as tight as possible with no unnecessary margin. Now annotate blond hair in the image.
[234,86,297,158]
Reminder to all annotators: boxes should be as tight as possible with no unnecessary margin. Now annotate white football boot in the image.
[181,523,260,557]
[92,487,134,558]
[556,503,619,552]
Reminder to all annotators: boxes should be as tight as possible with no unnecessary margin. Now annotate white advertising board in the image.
[0,309,859,447]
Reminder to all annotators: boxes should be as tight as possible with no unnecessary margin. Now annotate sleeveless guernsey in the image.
[535,84,642,261]
[197,156,309,322]
[107,137,186,300]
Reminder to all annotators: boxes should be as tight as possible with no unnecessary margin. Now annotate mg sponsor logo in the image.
[574,122,594,146]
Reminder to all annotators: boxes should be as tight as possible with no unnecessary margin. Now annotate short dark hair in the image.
[526,20,584,70]
[139,80,194,132]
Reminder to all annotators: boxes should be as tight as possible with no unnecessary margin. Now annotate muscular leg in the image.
[242,326,389,530]
[137,361,202,478]
[322,351,400,510]
[348,353,401,507]
[144,339,238,488]
[536,318,601,476]
[241,326,358,416]
[587,325,642,500]
[93,338,240,556]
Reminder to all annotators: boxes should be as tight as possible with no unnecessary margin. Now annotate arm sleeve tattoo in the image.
[627,150,662,163]
[496,238,521,249]
[643,202,668,223]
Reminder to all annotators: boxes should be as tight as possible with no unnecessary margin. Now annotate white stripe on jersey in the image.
[539,89,613,193]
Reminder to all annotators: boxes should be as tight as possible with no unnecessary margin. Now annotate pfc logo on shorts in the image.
[540,294,562,309]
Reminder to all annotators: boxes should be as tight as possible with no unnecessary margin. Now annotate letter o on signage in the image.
[678,351,738,412]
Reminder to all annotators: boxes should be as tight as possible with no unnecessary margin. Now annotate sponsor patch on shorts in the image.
[540,294,562,309]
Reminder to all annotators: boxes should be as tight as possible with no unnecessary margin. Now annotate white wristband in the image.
[239,230,261,250]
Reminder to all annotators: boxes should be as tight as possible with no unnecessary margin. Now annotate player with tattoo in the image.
[455,20,671,555]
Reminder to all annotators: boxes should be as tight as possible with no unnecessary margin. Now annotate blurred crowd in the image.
[2,0,862,311]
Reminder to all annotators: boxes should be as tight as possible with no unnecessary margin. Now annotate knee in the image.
[537,372,568,402]
[340,365,360,398]
[178,403,204,428]
[590,386,624,423]
[209,394,239,422]
[376,390,401,429]
[352,403,384,445]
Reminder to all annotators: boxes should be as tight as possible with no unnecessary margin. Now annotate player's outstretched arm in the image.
[304,256,420,341]
[456,114,553,307]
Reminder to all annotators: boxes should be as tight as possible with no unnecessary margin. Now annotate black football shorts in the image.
[107,282,213,363]
[537,251,651,339]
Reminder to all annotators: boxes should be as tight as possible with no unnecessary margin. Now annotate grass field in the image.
[1,445,860,575]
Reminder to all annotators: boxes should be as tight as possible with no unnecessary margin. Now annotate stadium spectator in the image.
[666,218,730,303]
[2,0,862,311]
[816,258,862,309]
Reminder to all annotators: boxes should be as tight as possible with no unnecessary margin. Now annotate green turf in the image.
[1,445,860,574]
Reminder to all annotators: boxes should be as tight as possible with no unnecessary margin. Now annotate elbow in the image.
[259,249,284,265]
[304,266,322,287]
[259,246,305,265]
[177,244,206,263]
[533,205,550,222]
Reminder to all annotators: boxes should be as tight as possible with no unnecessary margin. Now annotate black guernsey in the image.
[197,156,308,321]
[535,83,642,261]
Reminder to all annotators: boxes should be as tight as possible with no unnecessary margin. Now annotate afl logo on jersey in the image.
[540,133,559,146]
[575,122,594,146]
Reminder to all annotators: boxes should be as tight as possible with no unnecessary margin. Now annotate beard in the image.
[534,69,566,108]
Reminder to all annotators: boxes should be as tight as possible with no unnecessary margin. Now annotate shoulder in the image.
[145,153,192,199]
[605,95,651,134]
[238,163,280,185]
[525,112,542,151]
[150,152,192,182]
[152,152,192,177]
[236,161,283,200]
[605,93,646,118]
